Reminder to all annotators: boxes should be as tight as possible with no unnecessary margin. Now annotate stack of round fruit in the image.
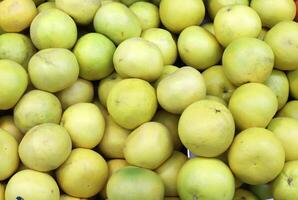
[0,0,298,199]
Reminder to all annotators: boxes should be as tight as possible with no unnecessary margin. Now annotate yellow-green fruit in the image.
[250,0,296,28]
[164,198,180,200]
[202,23,215,35]
[233,189,258,200]
[0,183,4,200]
[19,123,72,172]
[56,79,94,110]
[153,65,179,88]
[178,26,222,70]
[107,78,157,129]
[159,0,205,33]
[129,2,160,30]
[93,2,142,45]
[205,95,228,106]
[60,194,88,200]
[157,66,206,114]
[37,2,56,12]
[228,83,278,130]
[107,166,164,200]
[14,90,62,133]
[98,73,123,107]
[124,122,173,169]
[5,170,59,200]
[61,103,105,149]
[223,37,274,86]
[0,0,37,32]
[0,60,28,110]
[288,69,298,99]
[202,65,236,102]
[56,148,108,198]
[228,127,285,185]
[98,116,130,159]
[113,37,163,82]
[29,48,79,93]
[264,21,298,71]
[268,117,298,161]
[141,28,177,65]
[152,110,182,150]
[0,116,23,143]
[258,28,268,41]
[101,159,129,198]
[0,33,36,68]
[73,33,116,81]
[179,99,235,157]
[0,129,19,181]
[56,0,101,25]
[178,158,235,200]
[206,0,249,19]
[214,5,262,47]
[264,69,289,110]
[272,161,298,199]
[30,9,77,50]
[277,100,298,120]
[156,151,187,196]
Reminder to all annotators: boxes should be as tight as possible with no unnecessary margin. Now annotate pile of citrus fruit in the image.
[0,0,298,199]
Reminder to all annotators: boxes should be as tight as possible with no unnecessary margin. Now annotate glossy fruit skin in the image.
[0,33,36,68]
[214,5,262,47]
[267,117,298,161]
[61,103,105,149]
[157,66,206,114]
[56,148,108,198]
[178,99,235,157]
[129,2,160,31]
[123,122,173,169]
[107,166,164,200]
[178,26,223,70]
[141,28,177,65]
[30,9,77,50]
[28,48,79,93]
[13,90,62,133]
[272,160,298,199]
[0,129,19,181]
[113,37,163,82]
[159,0,205,33]
[93,2,142,45]
[250,0,296,28]
[0,0,38,32]
[264,21,298,71]
[5,169,60,200]
[228,128,285,185]
[177,158,235,200]
[222,37,274,86]
[207,0,249,20]
[0,60,28,110]
[264,70,289,110]
[107,78,158,130]
[55,0,101,25]
[73,33,116,81]
[18,123,72,172]
[228,83,278,130]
